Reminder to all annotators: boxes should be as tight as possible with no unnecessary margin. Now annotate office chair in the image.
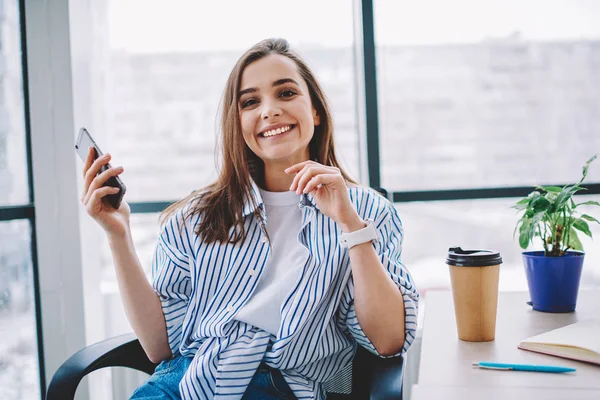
[46,332,404,399]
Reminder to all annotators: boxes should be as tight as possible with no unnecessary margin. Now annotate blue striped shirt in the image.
[151,182,419,399]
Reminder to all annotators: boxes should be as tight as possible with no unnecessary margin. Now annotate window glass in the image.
[102,0,359,202]
[0,220,40,400]
[397,195,600,294]
[0,0,29,206]
[375,0,600,191]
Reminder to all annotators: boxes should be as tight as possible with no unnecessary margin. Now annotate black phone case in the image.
[75,127,126,209]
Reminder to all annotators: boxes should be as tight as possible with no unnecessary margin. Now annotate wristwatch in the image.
[339,219,378,249]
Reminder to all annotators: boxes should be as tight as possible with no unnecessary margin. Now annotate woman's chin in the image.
[259,148,310,166]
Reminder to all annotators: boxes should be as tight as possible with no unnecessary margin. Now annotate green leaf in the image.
[526,191,541,201]
[573,218,592,238]
[576,201,600,208]
[537,185,562,193]
[531,196,551,213]
[518,219,532,249]
[513,220,522,239]
[580,214,600,224]
[512,202,528,211]
[554,186,586,212]
[568,228,584,251]
[578,154,598,185]
[519,229,531,249]
[516,197,530,205]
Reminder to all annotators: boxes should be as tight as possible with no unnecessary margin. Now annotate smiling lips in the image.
[259,124,295,138]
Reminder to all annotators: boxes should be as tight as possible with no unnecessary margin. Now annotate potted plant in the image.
[513,155,599,313]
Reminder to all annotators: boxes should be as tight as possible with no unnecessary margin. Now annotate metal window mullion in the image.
[0,204,35,221]
[18,0,46,395]
[129,201,174,214]
[360,0,381,188]
[391,183,600,203]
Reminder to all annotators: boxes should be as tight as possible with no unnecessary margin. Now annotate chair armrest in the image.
[46,333,157,400]
[369,353,404,400]
[353,345,404,400]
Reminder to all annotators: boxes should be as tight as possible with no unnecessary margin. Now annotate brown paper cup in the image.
[446,247,502,342]
[449,264,500,341]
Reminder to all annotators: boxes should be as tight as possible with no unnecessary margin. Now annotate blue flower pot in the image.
[522,251,584,313]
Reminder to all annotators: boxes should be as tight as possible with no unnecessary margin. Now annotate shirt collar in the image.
[242,179,263,217]
[242,178,317,217]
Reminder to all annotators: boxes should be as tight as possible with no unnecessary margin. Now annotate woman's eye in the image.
[280,90,296,98]
[241,99,257,108]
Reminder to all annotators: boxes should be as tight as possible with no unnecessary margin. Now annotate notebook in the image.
[518,320,600,365]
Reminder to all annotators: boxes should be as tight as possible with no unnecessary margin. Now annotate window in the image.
[0,1,41,398]
[0,0,28,206]
[374,0,600,192]
[0,221,39,400]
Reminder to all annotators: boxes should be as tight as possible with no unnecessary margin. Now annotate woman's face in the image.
[238,54,320,166]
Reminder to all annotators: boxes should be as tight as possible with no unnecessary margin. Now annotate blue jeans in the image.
[241,362,296,400]
[130,355,296,399]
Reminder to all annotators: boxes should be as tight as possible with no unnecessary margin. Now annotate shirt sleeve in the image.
[339,196,419,358]
[151,210,193,355]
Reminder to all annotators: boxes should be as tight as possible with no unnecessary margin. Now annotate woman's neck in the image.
[262,153,309,192]
[262,161,295,192]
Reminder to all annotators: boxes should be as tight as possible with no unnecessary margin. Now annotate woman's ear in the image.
[313,107,321,127]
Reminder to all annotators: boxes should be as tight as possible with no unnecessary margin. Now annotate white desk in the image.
[411,385,600,400]
[412,290,600,399]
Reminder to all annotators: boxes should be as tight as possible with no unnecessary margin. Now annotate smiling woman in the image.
[78,38,419,400]
[87,2,361,396]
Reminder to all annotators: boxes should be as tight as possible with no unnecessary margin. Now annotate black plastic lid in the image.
[446,247,502,267]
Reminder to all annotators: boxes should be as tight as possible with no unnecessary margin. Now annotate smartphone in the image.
[75,127,126,209]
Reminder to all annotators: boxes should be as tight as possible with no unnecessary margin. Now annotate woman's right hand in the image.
[81,147,130,236]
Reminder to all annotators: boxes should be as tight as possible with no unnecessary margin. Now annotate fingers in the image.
[302,173,343,194]
[291,165,330,193]
[82,162,124,205]
[86,186,121,214]
[83,152,111,194]
[289,163,341,194]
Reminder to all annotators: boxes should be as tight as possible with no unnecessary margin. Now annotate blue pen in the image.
[472,361,576,373]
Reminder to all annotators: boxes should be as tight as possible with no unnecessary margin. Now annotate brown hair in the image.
[159,38,357,244]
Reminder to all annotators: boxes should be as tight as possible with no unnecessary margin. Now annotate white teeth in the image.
[262,125,292,137]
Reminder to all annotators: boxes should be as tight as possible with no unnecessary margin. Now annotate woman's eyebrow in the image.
[239,78,300,98]
[272,78,299,87]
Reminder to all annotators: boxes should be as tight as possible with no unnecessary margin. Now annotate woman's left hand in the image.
[285,161,362,230]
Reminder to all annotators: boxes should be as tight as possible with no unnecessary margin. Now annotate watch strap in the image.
[339,219,378,249]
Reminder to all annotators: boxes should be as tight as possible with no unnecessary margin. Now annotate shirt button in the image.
[248,269,257,276]
[261,236,267,243]
[226,305,235,312]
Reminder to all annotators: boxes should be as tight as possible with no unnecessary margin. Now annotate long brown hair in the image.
[160,38,357,244]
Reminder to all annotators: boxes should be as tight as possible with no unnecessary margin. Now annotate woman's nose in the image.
[261,102,282,120]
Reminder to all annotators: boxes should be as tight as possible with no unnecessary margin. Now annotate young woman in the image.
[81,38,419,400]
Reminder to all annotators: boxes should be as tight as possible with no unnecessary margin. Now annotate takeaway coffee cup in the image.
[446,247,503,342]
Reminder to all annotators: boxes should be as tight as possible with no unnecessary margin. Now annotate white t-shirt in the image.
[235,189,307,335]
